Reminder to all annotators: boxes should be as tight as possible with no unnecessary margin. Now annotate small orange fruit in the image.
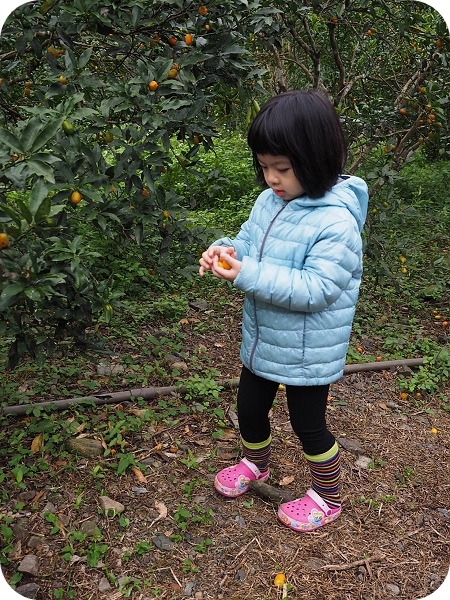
[0,233,10,248]
[163,210,170,219]
[24,87,31,96]
[168,68,178,79]
[185,33,193,45]
[168,36,177,46]
[70,191,82,204]
[400,392,408,400]
[218,259,232,270]
[59,75,68,85]
[199,5,208,16]
[436,39,442,47]
[149,80,158,91]
[274,573,286,588]
[142,188,149,197]
[442,321,448,327]
[399,108,407,115]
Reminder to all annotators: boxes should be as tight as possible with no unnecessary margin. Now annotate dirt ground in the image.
[1,299,450,600]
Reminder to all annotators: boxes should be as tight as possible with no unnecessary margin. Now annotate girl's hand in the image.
[211,252,241,281]
[199,246,236,276]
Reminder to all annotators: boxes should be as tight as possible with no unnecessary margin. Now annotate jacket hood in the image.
[289,175,369,233]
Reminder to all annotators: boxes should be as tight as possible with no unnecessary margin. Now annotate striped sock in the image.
[305,441,341,508]
[242,436,272,473]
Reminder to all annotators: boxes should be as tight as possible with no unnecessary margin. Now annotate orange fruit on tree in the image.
[148,80,158,91]
[198,5,208,15]
[142,188,149,197]
[0,233,10,248]
[168,68,178,79]
[168,36,177,46]
[70,191,82,205]
[399,108,407,115]
[163,210,170,219]
[24,87,31,96]
[185,33,193,45]
[436,39,442,47]
[59,75,68,85]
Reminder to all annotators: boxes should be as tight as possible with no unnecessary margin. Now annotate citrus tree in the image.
[0,0,264,365]
[247,0,449,278]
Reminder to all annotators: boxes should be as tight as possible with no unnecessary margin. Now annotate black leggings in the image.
[237,366,335,456]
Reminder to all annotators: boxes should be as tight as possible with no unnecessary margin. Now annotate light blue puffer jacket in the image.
[212,176,369,386]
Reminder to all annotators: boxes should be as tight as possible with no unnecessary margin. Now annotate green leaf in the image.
[30,118,64,153]
[24,287,42,301]
[20,118,43,153]
[1,282,25,299]
[78,46,93,69]
[0,128,24,154]
[34,195,51,223]
[27,160,56,183]
[29,179,49,219]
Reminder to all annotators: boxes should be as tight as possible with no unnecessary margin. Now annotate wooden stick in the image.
[248,480,297,503]
[322,552,385,571]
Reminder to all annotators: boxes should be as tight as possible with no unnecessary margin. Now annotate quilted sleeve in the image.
[234,219,362,312]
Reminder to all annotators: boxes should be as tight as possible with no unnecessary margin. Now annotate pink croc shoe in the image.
[214,457,269,497]
[277,488,341,532]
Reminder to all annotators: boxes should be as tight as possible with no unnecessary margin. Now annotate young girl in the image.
[199,90,368,532]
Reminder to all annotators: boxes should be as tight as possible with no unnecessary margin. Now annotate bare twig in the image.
[322,551,385,571]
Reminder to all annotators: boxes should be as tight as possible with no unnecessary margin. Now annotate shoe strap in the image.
[306,488,334,516]
[241,457,263,478]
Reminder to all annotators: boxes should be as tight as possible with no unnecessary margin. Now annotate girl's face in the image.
[257,154,305,201]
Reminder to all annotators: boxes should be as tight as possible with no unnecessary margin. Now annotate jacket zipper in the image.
[249,202,287,372]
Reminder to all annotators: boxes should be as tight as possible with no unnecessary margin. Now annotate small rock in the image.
[171,361,189,371]
[18,491,37,502]
[98,577,111,593]
[183,581,195,596]
[152,534,173,551]
[355,455,373,469]
[28,535,46,549]
[131,487,148,494]
[385,583,401,595]
[11,522,28,542]
[99,496,125,515]
[66,437,104,458]
[80,520,99,536]
[337,437,365,456]
[303,557,325,571]
[235,569,246,581]
[41,502,57,515]
[15,583,39,599]
[190,300,209,311]
[18,554,40,576]
[235,515,246,527]
[194,593,203,600]
[97,362,124,376]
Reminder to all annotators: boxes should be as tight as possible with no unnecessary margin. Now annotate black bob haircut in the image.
[247,90,348,199]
